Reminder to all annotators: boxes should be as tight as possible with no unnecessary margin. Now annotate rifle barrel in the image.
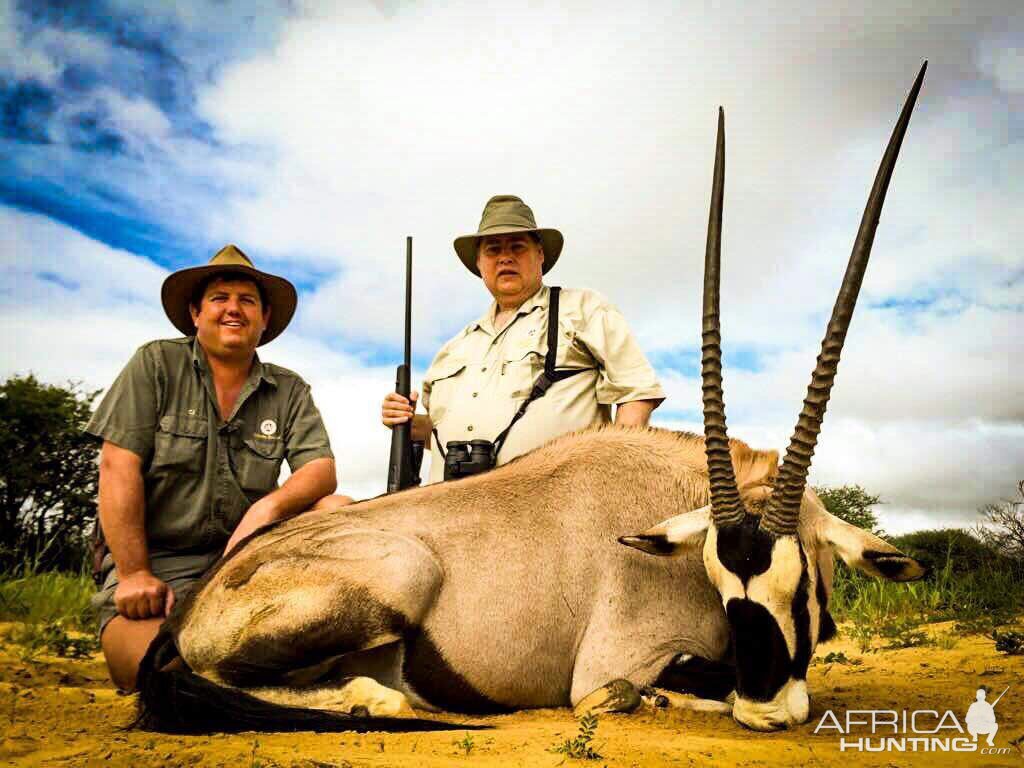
[405,236,412,369]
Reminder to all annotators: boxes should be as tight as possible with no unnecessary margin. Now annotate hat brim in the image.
[161,263,297,346]
[454,226,563,276]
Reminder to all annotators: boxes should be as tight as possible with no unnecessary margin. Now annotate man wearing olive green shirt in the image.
[381,195,665,482]
[88,245,347,691]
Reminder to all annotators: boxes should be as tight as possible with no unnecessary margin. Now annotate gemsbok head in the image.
[622,62,930,730]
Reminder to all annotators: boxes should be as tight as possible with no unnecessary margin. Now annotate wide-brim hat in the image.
[454,195,563,276]
[160,244,297,346]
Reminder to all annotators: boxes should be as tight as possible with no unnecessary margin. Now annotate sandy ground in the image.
[1,622,1022,768]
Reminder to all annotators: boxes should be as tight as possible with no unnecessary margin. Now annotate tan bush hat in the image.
[454,195,564,276]
[160,244,297,346]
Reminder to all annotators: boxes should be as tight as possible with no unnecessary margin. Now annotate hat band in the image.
[479,221,538,233]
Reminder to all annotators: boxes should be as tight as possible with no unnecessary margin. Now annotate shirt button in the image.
[467,425,474,432]
[472,392,478,398]
[481,367,487,372]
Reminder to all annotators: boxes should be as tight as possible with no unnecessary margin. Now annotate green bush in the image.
[891,529,1021,578]
[0,375,101,573]
[814,485,882,534]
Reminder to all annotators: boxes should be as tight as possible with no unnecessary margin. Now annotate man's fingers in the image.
[164,587,176,616]
[147,589,163,618]
[122,597,139,621]
[382,391,418,428]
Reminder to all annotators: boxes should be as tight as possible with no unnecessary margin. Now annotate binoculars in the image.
[443,439,497,481]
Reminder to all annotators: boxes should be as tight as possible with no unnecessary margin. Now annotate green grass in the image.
[829,544,1024,650]
[453,733,476,756]
[0,567,97,632]
[549,713,603,760]
[4,620,99,661]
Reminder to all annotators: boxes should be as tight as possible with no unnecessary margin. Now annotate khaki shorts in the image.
[91,550,222,636]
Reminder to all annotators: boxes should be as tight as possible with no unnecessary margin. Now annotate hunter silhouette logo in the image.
[965,686,1007,747]
[814,685,1012,755]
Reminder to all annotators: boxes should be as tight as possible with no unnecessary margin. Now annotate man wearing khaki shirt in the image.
[88,245,348,691]
[382,195,664,482]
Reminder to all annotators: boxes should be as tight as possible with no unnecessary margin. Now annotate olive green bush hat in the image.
[454,195,564,276]
[160,244,298,346]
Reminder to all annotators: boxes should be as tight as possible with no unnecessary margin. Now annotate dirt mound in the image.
[1,623,1021,767]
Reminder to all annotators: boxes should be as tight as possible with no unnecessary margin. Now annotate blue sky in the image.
[2,0,1022,530]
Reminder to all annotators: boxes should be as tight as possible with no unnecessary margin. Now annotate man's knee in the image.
[100,616,164,692]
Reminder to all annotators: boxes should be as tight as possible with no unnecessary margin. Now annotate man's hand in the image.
[223,497,278,556]
[114,570,174,620]
[614,399,659,427]
[223,457,338,557]
[381,390,419,427]
[381,392,432,443]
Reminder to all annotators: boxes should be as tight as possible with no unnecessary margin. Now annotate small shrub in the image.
[879,617,930,649]
[993,629,1024,655]
[550,713,602,760]
[818,651,861,666]
[954,609,1015,636]
[453,733,475,756]
[844,621,878,653]
[4,620,99,661]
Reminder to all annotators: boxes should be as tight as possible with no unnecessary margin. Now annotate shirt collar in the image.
[472,284,549,335]
[190,336,277,388]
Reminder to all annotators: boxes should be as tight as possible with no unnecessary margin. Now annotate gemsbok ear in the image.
[619,506,712,557]
[818,514,927,582]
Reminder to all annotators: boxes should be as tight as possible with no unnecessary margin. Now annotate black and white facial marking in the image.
[702,518,820,730]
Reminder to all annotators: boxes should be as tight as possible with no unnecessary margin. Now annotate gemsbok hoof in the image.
[574,679,643,716]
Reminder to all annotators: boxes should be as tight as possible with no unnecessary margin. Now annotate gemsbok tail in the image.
[133,627,483,734]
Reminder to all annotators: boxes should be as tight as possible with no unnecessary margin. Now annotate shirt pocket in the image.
[152,414,207,475]
[424,358,467,426]
[236,437,286,499]
[502,338,545,399]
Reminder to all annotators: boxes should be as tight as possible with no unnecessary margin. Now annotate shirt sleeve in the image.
[84,345,160,462]
[283,382,334,471]
[574,301,666,406]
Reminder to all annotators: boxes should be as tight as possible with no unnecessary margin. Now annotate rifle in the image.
[386,236,423,492]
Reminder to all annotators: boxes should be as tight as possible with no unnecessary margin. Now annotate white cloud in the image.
[1,207,166,308]
[4,1,1023,533]
[189,1,1023,359]
[0,0,60,83]
[977,16,1024,95]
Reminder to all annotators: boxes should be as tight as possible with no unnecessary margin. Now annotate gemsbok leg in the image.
[176,527,443,717]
